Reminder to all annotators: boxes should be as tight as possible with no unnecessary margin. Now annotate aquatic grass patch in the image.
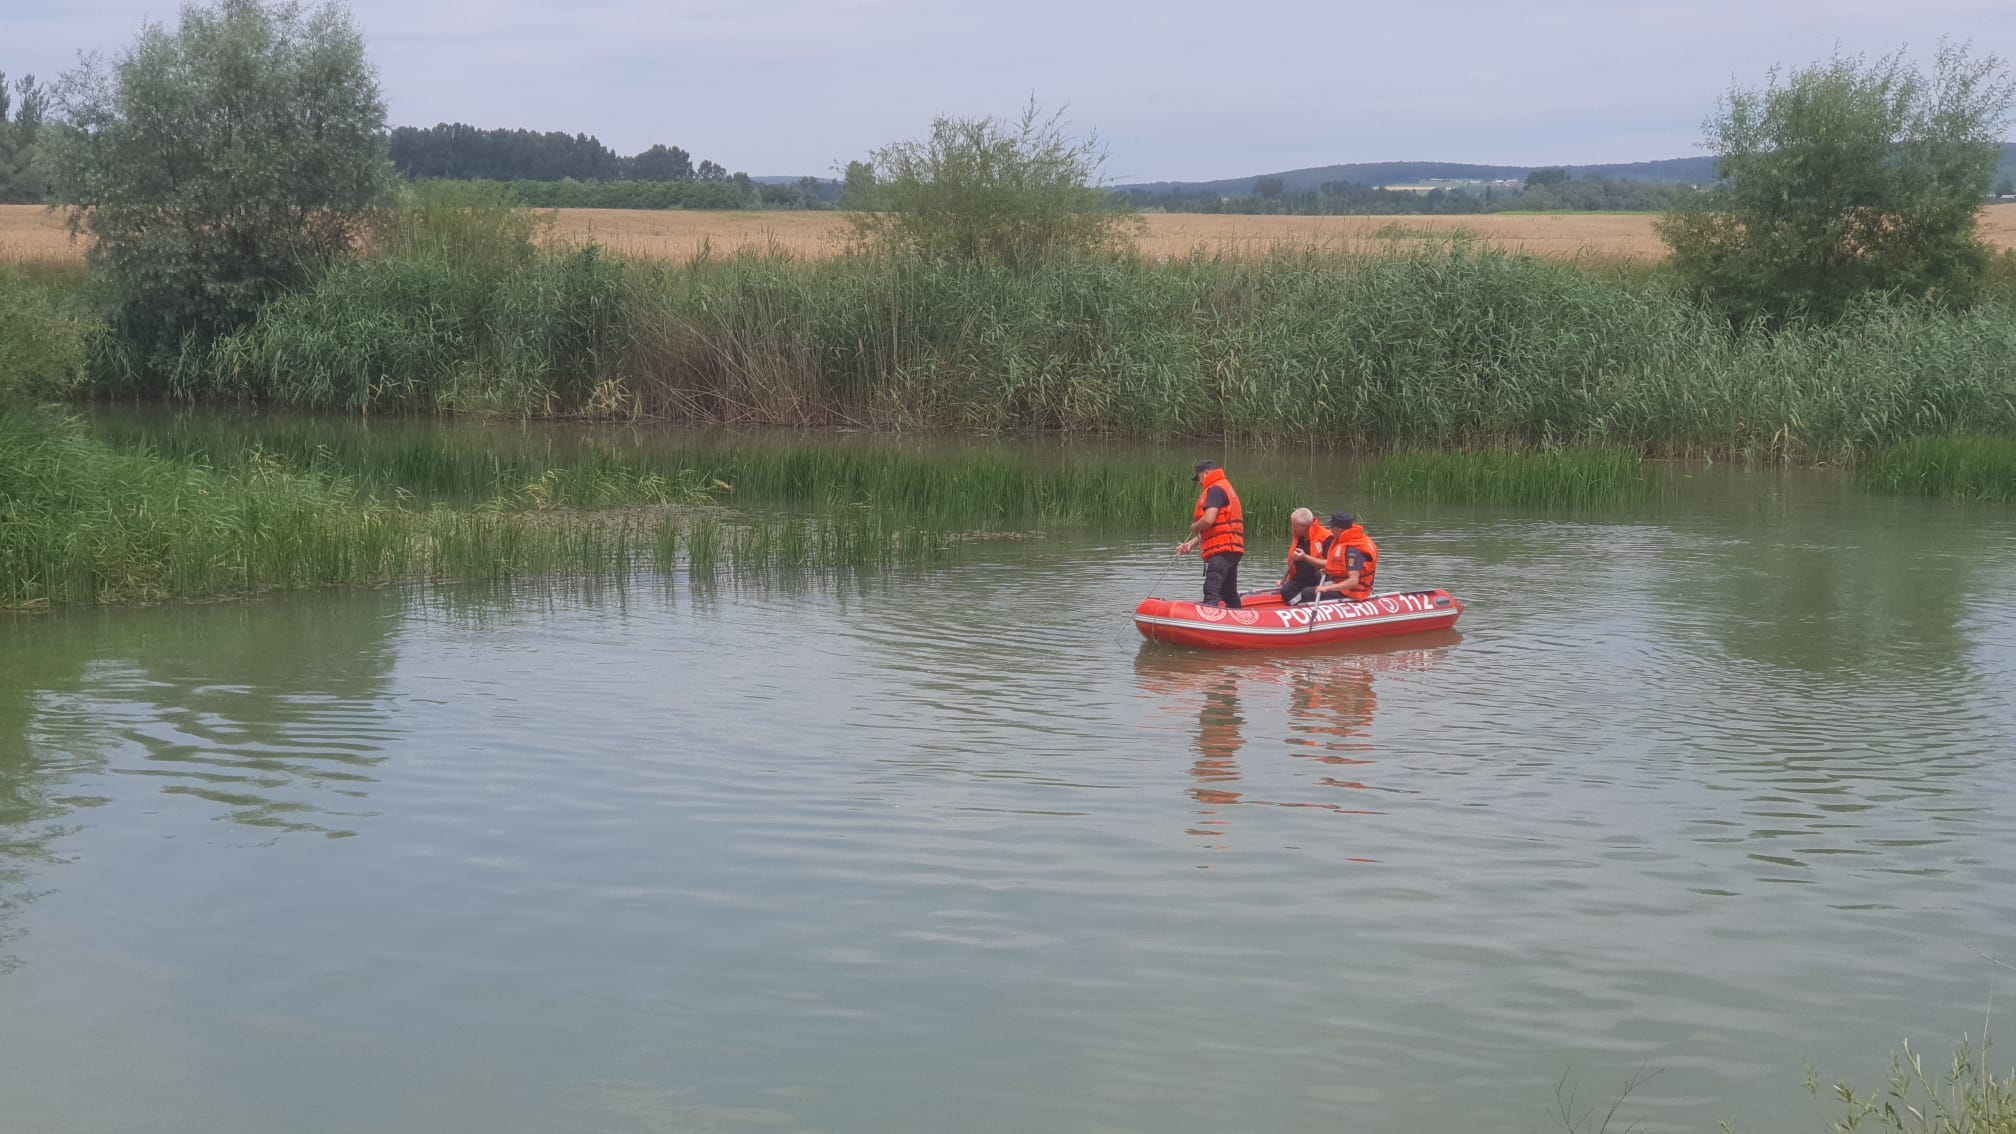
[1857,437,2016,502]
[677,444,1300,534]
[0,407,418,606]
[83,414,1297,535]
[0,411,972,608]
[1368,448,1649,507]
[84,414,713,510]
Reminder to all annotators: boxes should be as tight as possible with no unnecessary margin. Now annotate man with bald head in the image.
[1276,507,1331,605]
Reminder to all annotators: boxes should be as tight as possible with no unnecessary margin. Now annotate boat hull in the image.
[1134,589,1463,650]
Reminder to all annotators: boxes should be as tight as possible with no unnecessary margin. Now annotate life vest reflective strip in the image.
[1323,525,1378,600]
[1193,469,1245,558]
[1287,520,1332,573]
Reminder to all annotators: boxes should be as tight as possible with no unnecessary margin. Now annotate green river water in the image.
[3,428,2015,1133]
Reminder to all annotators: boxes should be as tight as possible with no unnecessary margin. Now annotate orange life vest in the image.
[1287,519,1332,574]
[1193,469,1245,558]
[1323,524,1378,601]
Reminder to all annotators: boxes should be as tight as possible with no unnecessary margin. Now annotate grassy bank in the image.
[100,243,2016,462]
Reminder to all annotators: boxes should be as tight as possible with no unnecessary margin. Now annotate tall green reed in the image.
[1368,448,1650,507]
[2,411,972,608]
[1858,437,2016,502]
[143,242,2016,462]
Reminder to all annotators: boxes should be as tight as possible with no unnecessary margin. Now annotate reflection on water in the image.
[0,595,408,970]
[2,598,402,840]
[1133,634,1461,852]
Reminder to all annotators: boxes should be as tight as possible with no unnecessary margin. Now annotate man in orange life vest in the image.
[1176,460,1246,608]
[1313,511,1379,603]
[1278,507,1331,605]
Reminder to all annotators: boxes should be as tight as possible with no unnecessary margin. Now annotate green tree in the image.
[45,0,394,364]
[0,73,52,204]
[850,100,1138,269]
[626,143,692,182]
[840,159,879,210]
[1658,42,2015,324]
[1253,175,1285,199]
[1525,167,1569,189]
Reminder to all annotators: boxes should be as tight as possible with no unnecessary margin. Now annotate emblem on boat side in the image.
[1230,610,1259,625]
[1380,597,1399,613]
[1194,604,1227,621]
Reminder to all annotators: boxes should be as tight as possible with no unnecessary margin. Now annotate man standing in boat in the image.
[1177,460,1245,608]
[1312,511,1378,602]
[1278,507,1331,605]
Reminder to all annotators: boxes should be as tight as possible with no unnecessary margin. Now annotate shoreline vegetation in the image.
[10,237,2015,463]
[9,230,2016,608]
[3,11,2014,614]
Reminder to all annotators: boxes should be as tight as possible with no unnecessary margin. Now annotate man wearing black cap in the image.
[1176,460,1246,608]
[1313,511,1379,603]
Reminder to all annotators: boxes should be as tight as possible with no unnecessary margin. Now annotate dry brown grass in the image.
[12,201,2016,268]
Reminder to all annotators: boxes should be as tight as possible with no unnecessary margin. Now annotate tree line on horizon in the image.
[388,123,841,209]
[389,122,736,184]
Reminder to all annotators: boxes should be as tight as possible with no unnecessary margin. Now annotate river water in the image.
[4,454,2015,1133]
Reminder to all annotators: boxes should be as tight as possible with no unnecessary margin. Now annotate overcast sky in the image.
[6,0,2014,181]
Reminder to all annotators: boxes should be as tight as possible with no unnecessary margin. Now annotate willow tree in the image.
[1658,42,2015,324]
[46,0,393,369]
[852,101,1139,269]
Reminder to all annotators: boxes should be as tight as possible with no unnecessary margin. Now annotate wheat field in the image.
[11,202,2016,266]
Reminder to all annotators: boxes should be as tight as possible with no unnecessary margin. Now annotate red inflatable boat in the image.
[1134,588,1463,650]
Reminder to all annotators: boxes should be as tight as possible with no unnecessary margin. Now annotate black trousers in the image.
[1279,565,1323,605]
[1202,552,1243,608]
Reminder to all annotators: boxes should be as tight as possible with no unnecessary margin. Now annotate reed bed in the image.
[680,444,1300,531]
[135,243,2016,462]
[1368,448,1650,507]
[1857,437,2016,501]
[0,410,973,608]
[83,414,1303,533]
[85,414,707,508]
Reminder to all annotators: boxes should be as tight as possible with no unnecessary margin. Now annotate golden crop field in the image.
[11,202,2016,267]
[0,205,77,265]
[548,208,1688,262]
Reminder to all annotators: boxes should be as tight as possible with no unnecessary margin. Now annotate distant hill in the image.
[1120,157,1719,197]
[1123,145,2016,196]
